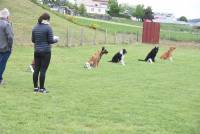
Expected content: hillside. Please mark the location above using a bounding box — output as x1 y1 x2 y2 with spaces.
0 0 98 46
189 18 200 23
0 0 199 46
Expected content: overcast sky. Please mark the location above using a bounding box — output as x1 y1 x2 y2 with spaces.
69 0 200 19
118 0 199 19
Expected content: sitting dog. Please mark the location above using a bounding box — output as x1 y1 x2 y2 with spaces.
160 47 176 61
84 47 108 69
109 49 127 65
138 46 159 63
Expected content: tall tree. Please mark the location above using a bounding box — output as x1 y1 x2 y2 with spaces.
42 0 67 5
179 16 188 22
73 4 79 15
78 4 87 16
143 6 154 21
64 1 74 9
119 4 135 16
132 4 145 21
107 0 120 16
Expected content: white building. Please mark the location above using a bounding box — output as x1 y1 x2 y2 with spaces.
76 0 108 15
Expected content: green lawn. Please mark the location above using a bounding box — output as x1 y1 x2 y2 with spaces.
111 17 197 32
0 44 200 134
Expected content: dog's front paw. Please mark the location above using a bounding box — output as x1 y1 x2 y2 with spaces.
84 62 91 69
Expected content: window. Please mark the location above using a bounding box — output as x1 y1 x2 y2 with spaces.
98 8 101 12
91 8 94 12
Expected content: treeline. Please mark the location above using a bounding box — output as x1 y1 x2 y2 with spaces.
40 0 188 22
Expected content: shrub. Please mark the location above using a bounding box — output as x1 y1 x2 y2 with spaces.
89 23 98 29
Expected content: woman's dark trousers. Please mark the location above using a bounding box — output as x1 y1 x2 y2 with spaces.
33 52 51 89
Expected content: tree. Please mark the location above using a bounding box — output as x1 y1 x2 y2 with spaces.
78 4 87 16
63 1 74 9
42 0 50 4
179 16 188 22
119 4 135 16
107 0 120 16
73 4 79 15
42 0 66 6
143 6 154 21
132 4 145 21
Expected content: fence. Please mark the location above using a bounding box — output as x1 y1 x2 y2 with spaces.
160 30 200 42
14 25 199 47
64 26 141 47
63 26 200 47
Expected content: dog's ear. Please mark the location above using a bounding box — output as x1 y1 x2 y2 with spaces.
123 49 127 54
102 47 105 51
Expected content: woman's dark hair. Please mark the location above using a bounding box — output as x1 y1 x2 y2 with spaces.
38 13 50 24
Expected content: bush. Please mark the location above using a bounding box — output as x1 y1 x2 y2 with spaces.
89 23 98 29
66 15 76 23
86 13 112 21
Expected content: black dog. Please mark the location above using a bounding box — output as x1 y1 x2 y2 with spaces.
138 46 159 63
109 49 127 65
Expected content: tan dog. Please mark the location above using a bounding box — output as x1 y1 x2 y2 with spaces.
85 47 108 69
160 47 176 61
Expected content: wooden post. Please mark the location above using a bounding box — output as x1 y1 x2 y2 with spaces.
168 31 171 40
122 33 125 44
196 33 199 41
66 25 69 47
114 32 117 44
93 29 96 45
105 29 107 44
136 31 139 42
80 28 84 46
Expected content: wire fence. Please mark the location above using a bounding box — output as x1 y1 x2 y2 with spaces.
60 26 200 47
15 25 200 47
64 26 142 47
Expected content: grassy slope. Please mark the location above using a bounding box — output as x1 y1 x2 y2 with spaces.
0 0 199 45
73 16 142 34
71 16 200 42
0 44 200 134
111 17 198 32
0 0 100 46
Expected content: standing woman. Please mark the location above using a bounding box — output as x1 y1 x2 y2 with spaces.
0 8 14 85
32 13 58 93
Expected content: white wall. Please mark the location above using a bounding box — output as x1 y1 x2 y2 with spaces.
86 6 106 14
76 0 108 15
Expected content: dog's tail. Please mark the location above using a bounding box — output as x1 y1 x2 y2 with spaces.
138 59 146 62
108 60 113 62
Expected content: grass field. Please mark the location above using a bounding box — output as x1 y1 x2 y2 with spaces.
0 44 200 134
72 16 200 42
